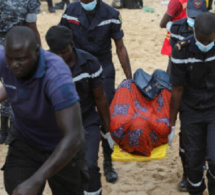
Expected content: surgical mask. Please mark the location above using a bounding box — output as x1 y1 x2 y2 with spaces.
195 39 215 52
81 0 97 11
187 17 195 28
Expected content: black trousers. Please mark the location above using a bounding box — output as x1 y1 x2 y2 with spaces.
2 139 89 195
180 106 215 194
102 77 115 155
84 124 101 193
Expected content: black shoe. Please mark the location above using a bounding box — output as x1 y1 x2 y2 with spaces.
104 164 118 183
48 6 56 13
54 1 65 9
103 153 118 183
178 174 187 192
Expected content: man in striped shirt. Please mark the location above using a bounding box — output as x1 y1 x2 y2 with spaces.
170 12 215 195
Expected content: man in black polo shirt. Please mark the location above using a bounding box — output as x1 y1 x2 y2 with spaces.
46 25 114 195
170 12 215 195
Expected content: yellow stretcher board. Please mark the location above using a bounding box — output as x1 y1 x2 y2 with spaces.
112 144 168 161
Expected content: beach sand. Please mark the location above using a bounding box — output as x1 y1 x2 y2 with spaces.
0 0 209 194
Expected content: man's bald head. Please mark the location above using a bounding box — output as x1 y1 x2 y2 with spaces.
4 26 40 79
195 13 215 35
5 26 38 50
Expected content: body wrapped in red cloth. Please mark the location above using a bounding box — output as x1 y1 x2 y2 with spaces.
110 79 171 156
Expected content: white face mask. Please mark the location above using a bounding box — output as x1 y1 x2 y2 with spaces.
187 17 195 28
194 33 215 53
80 0 97 11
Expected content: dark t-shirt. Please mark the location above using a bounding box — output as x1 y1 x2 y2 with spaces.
0 47 79 151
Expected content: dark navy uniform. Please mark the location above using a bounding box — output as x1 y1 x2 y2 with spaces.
169 17 193 185
59 0 124 104
60 0 123 183
71 48 103 194
171 35 215 194
170 18 193 48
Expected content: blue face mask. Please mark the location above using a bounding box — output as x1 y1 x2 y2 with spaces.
195 38 215 53
187 17 195 28
81 0 97 11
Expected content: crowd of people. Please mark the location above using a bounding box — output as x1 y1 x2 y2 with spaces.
0 0 215 195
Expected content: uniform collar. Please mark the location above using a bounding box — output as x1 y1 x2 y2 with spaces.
75 48 87 66
181 19 192 34
33 48 46 78
75 0 106 30
72 48 87 76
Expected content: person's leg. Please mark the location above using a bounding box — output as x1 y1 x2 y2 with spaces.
181 122 206 195
102 77 118 183
206 121 215 195
84 124 102 194
48 150 89 195
63 0 70 4
0 116 8 144
0 100 13 144
178 131 188 191
46 0 55 13
2 140 45 195
55 0 70 8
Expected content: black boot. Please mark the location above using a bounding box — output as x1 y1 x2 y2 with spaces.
48 6 55 13
103 151 118 183
178 173 187 192
54 1 65 9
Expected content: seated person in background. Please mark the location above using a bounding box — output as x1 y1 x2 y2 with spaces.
112 0 143 9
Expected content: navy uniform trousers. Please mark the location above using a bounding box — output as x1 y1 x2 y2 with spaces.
180 106 215 194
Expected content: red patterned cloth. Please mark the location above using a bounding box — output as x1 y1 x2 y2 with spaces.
110 80 171 156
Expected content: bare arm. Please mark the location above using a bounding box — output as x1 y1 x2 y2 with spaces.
160 13 172 28
13 102 84 195
0 86 8 103
93 84 110 133
114 39 132 79
26 22 42 46
170 86 184 126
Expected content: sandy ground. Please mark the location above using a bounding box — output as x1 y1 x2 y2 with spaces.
0 0 210 194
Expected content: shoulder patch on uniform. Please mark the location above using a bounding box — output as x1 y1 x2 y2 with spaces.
176 40 190 50
119 14 122 22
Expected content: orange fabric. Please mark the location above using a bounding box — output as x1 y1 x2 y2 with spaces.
161 0 187 56
110 80 171 156
161 32 172 56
